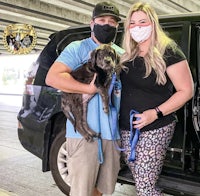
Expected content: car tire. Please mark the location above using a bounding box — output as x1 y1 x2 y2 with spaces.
49 129 70 195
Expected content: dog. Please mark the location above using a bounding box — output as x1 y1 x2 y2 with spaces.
61 44 122 142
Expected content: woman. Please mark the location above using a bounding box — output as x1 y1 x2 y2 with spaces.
119 2 194 196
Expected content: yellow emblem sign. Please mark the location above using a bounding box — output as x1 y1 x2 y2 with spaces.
3 23 37 54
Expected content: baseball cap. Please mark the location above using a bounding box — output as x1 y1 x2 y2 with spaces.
92 2 121 21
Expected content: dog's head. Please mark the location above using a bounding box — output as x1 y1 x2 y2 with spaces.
89 44 121 76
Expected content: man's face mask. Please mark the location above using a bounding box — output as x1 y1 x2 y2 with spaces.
93 24 117 44
130 25 152 43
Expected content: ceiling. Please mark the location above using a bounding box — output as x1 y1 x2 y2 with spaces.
0 0 200 55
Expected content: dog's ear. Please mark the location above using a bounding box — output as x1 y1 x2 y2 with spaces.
115 52 120 65
113 51 121 76
87 49 97 72
90 49 97 67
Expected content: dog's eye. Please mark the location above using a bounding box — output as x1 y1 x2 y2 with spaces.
110 53 116 60
109 52 114 56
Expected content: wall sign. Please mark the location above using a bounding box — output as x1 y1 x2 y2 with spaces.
3 23 37 54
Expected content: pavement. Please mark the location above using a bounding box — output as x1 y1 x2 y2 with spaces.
0 94 172 196
0 102 65 196
0 94 136 196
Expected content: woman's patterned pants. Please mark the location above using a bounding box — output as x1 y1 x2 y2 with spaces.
120 122 176 196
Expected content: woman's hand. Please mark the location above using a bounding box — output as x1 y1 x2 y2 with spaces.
133 109 157 129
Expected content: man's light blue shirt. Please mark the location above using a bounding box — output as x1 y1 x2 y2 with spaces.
56 37 124 140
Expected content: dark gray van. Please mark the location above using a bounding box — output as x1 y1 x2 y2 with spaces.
17 13 200 195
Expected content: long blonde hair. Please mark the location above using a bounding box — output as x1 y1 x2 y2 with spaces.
121 2 177 85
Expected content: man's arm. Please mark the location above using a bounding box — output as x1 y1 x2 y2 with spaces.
45 61 97 94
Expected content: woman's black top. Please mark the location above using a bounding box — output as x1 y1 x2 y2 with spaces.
119 47 186 132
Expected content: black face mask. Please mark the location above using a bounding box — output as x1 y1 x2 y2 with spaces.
93 24 117 44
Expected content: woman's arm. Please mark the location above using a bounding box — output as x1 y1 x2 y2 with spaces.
133 60 194 129
158 59 194 115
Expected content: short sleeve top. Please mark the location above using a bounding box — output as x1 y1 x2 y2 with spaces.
119 46 186 131
56 37 124 139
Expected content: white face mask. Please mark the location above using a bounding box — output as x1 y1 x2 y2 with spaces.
129 25 152 43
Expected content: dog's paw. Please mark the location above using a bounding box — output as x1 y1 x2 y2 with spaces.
103 107 109 113
85 133 100 142
85 134 94 142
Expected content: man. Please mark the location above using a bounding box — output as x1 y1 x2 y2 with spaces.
46 2 123 196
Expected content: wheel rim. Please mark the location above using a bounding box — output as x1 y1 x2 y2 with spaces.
57 141 70 184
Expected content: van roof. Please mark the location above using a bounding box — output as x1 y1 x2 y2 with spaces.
159 12 200 22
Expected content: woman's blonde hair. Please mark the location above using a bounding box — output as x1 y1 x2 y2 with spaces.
121 2 177 85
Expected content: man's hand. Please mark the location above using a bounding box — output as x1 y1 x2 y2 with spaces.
82 73 98 103
88 73 98 94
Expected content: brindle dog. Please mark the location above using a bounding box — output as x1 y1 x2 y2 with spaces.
61 44 122 142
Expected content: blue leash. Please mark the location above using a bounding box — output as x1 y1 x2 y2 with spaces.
108 74 140 160
97 73 118 164
108 73 117 97
129 110 140 162
98 74 140 163
97 93 103 164
108 73 125 151
97 136 103 164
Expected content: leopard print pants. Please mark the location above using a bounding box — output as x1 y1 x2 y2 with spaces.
120 122 176 196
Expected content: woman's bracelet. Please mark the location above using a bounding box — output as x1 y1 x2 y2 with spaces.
154 107 163 118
